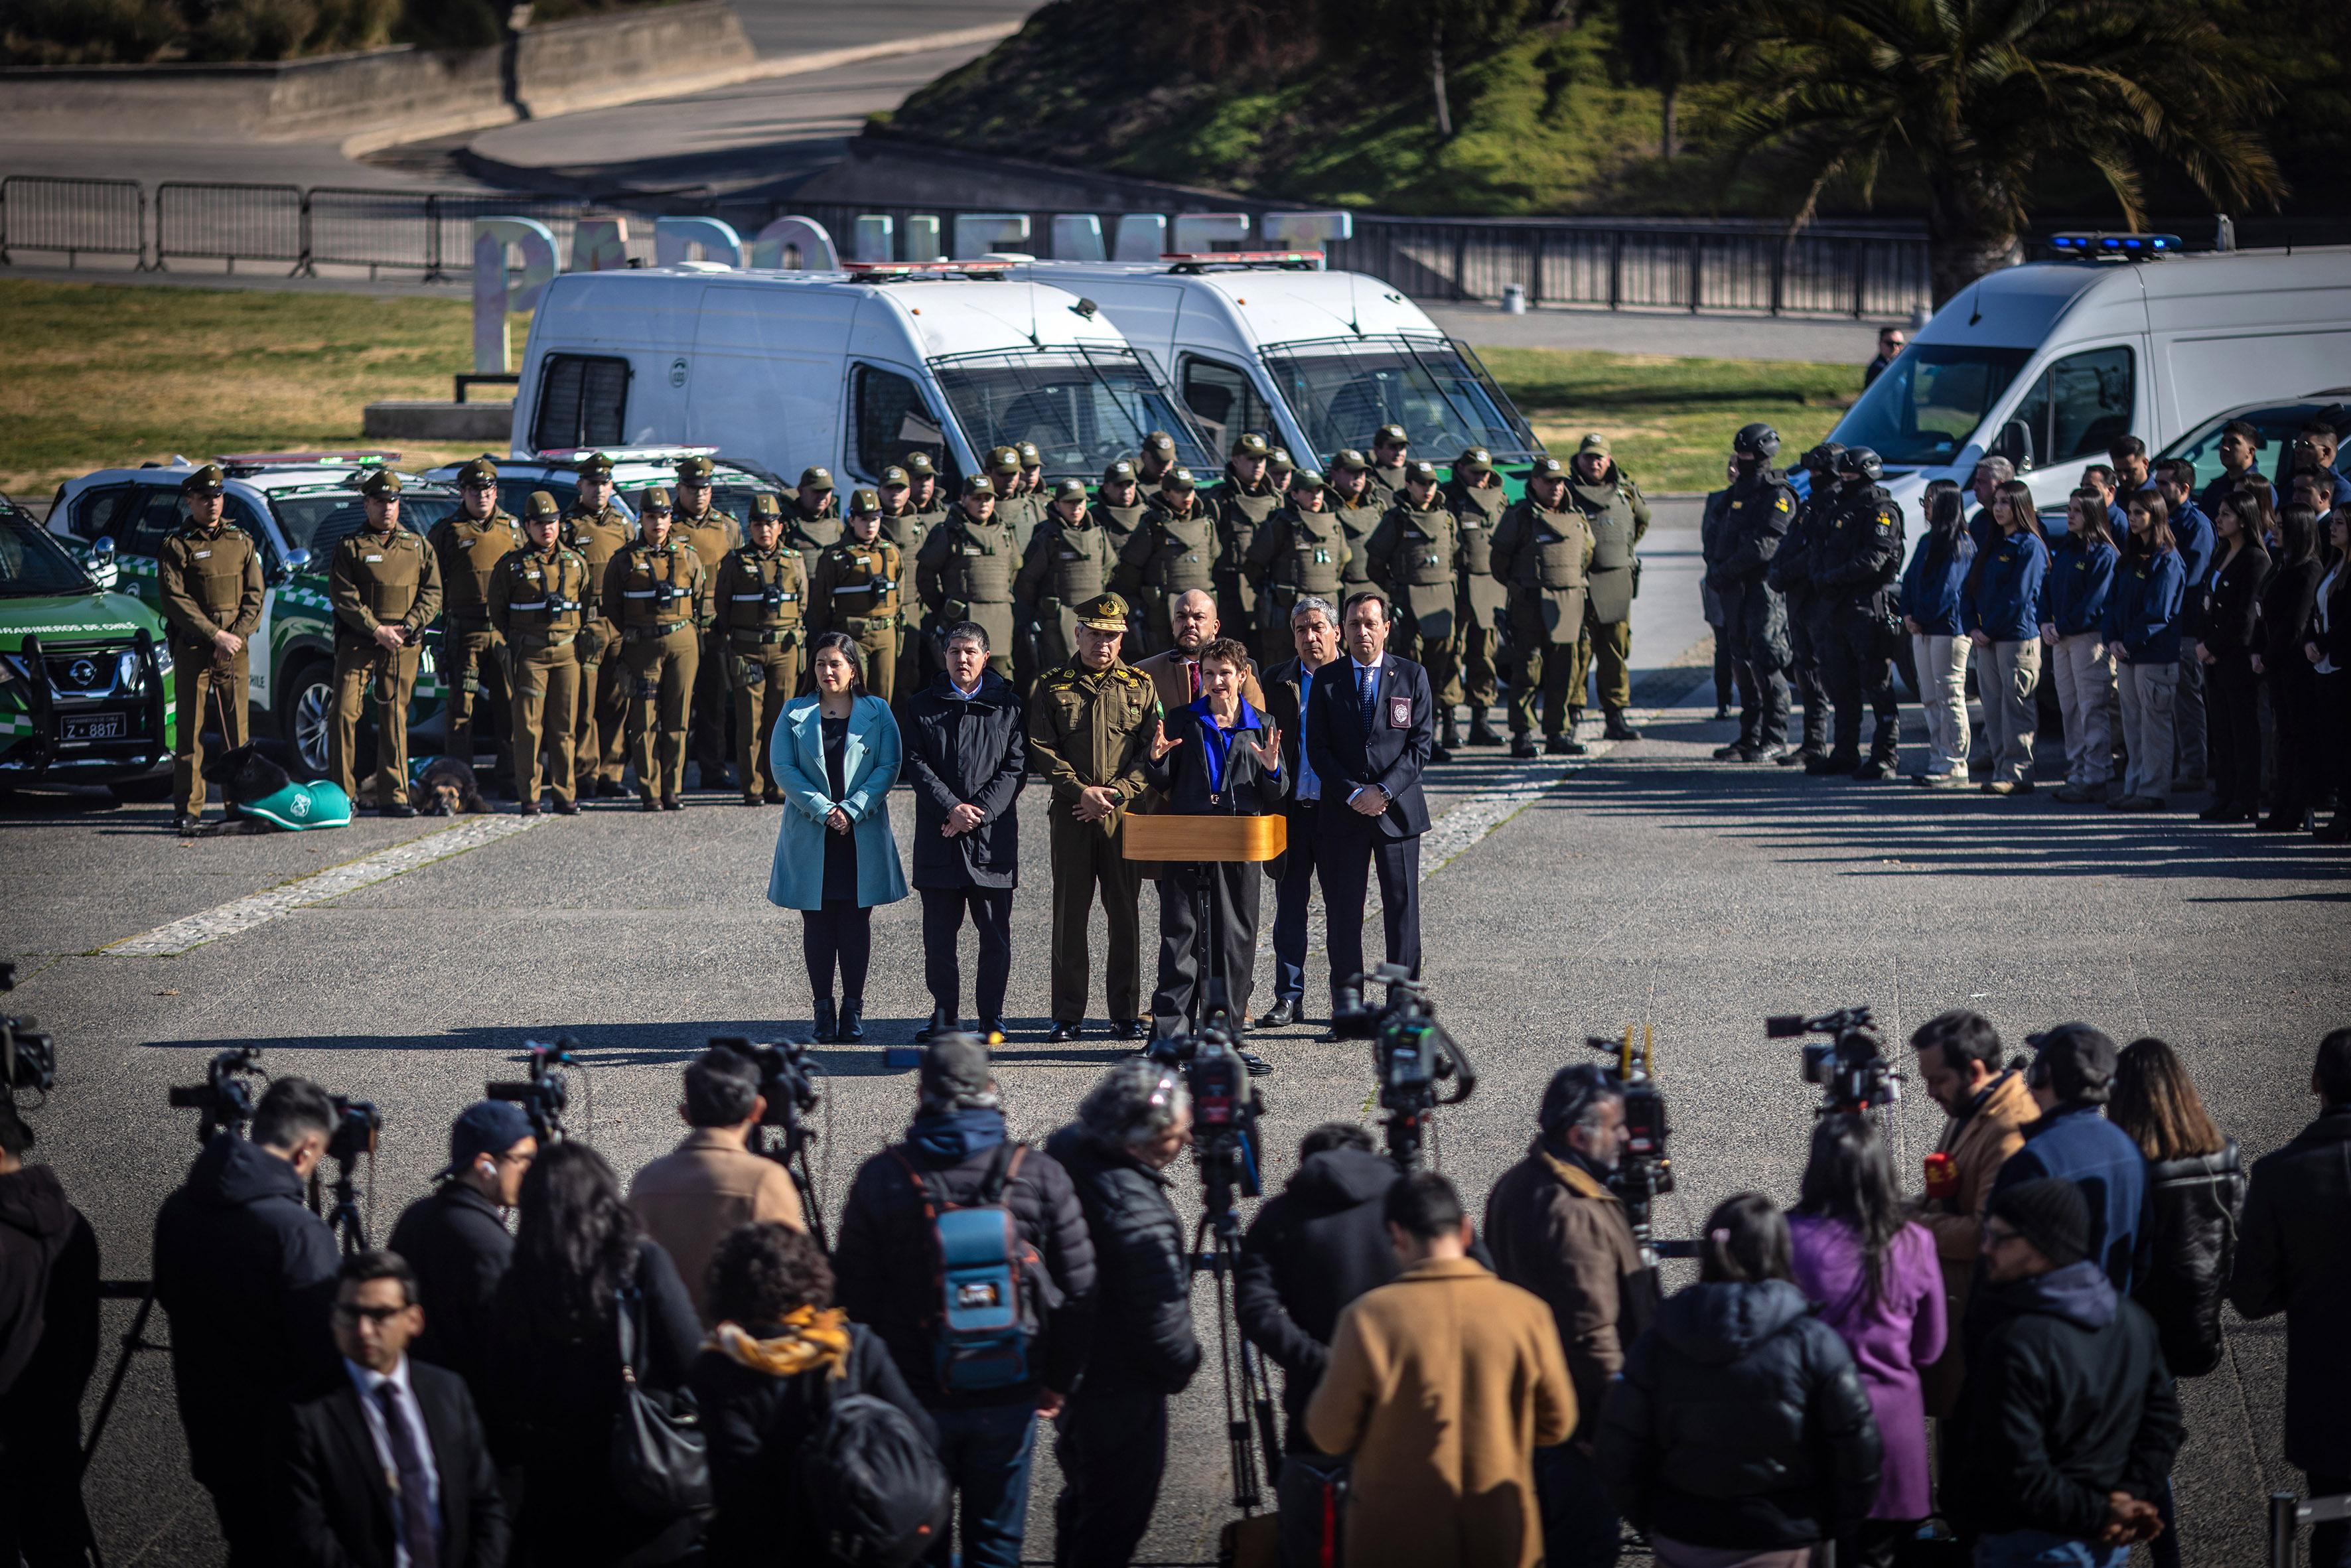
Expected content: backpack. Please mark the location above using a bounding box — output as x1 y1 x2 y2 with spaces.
796 1377 951 1568
892 1141 1042 1395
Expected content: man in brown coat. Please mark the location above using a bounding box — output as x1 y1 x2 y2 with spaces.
1482 1062 1658 1568
626 1045 804 1325
1308 1170 1575 1568
1909 1008 2034 1413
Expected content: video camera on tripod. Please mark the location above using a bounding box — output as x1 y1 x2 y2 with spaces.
1331 965 1475 1169
1768 1005 1902 1116
487 1038 584 1142
1 962 57 1107
1584 1025 1681 1262
167 1044 268 1143
709 1035 829 1243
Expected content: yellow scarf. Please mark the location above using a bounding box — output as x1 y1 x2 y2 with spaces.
705 1305 853 1380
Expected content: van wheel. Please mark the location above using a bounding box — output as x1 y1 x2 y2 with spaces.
280 658 341 777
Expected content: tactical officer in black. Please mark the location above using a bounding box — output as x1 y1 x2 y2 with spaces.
1767 442 1843 765
1807 446 1906 779
1703 423 1798 762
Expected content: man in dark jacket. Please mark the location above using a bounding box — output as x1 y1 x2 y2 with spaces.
903 621 1026 1041
154 1076 344 1565
2231 1029 2351 1568
1046 1058 1202 1568
1950 1178 2182 1565
1993 1024 2152 1294
833 1036 1096 1568
0 1102 100 1568
386 1101 534 1417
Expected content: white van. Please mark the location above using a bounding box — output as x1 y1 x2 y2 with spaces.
1013 255 1545 471
509 262 1218 492
1825 244 2351 510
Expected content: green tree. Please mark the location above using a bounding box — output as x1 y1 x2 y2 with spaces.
1332 0 1537 139
1725 0 2286 301
1614 0 1726 157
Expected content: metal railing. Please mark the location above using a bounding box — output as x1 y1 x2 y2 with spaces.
156 180 305 273
0 175 147 268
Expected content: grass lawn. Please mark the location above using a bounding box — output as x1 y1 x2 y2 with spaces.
0 277 1859 503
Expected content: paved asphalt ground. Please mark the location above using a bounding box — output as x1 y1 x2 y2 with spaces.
9 506 2343 1566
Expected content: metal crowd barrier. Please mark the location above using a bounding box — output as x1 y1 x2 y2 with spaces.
156 180 305 273
0 175 148 268
2271 1489 2351 1568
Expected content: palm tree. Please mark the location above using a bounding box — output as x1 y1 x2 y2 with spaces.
1723 0 2285 302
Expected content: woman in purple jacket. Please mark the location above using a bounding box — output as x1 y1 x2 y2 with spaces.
1788 1115 1946 1568
2105 496 2189 812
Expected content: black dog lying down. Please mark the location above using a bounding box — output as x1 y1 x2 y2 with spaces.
196 741 352 833
415 755 491 816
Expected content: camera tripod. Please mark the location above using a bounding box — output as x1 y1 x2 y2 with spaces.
1192 1167 1283 1514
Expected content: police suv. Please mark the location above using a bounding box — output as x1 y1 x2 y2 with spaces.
418 447 786 528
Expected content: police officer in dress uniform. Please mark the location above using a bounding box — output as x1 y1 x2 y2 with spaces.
1027 592 1162 1044
1018 478 1119 676
674 454 745 790
1246 468 1350 669
1706 424 1800 764
1565 433 1652 743
329 470 443 814
715 494 805 806
1489 457 1594 758
1215 433 1281 642
1768 442 1844 766
562 452 636 800
156 464 263 834
1112 469 1217 656
1444 448 1510 747
811 488 902 705
427 457 520 790
604 486 704 811
916 475 1020 682
1365 460 1462 760
1809 446 1906 779
1366 423 1411 504
488 490 591 816
1328 450 1384 596
1134 431 1179 493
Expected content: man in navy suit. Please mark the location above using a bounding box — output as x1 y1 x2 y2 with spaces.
1303 590 1434 1025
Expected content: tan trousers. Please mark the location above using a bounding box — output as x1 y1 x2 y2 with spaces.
1910 632 1969 776
440 620 511 780
2050 631 2117 786
624 627 699 801
2118 659 2178 801
171 640 248 816
330 640 420 808
1979 638 2042 787
729 642 797 798
572 618 629 794
510 641 581 807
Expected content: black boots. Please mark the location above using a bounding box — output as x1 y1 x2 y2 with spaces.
837 1001 866 1042
812 999 838 1042
1603 707 1642 741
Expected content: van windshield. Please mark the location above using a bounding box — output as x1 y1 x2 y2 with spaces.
1261 335 1541 463
930 348 1214 479
1829 345 2034 468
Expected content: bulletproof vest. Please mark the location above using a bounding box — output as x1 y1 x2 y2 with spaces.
1825 486 1902 593
563 506 632 587
344 527 429 623
1139 504 1216 594
1266 506 1346 597
1525 504 1589 591
1370 464 1409 502
441 511 519 616
675 508 739 593
727 547 806 633
941 515 1016 603
788 514 845 579
1218 479 1281 568
1033 520 1110 603
1569 478 1635 572
503 547 589 640
1447 484 1506 576
881 510 928 556
1332 496 1383 584
1097 500 1151 551
1388 502 1459 587
615 541 698 630
175 525 254 621
824 539 900 622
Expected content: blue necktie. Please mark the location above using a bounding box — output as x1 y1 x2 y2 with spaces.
1357 663 1376 733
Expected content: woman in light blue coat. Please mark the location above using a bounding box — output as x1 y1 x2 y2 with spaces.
768 632 907 1042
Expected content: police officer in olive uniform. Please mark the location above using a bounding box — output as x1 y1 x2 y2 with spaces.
916 476 1021 682
1245 468 1350 668
985 445 1048 551
562 453 636 799
1015 441 1047 509
1489 457 1594 758
156 464 265 833
875 468 931 703
1561 433 1651 743
902 453 952 530
604 486 705 810
673 455 745 788
1027 591 1162 1043
488 491 592 816
329 470 444 813
1444 448 1510 747
427 457 520 789
1017 477 1119 675
1134 431 1179 493
1328 451 1385 595
1094 459 1152 555
1113 469 1218 656
1365 460 1462 760
1266 447 1296 494
1705 423 1800 763
715 494 806 806
1809 446 1906 779
785 467 844 570
1214 433 1280 641
811 488 903 705
1366 423 1411 503
1768 442 1844 766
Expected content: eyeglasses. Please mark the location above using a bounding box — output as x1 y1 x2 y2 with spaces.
334 1301 411 1324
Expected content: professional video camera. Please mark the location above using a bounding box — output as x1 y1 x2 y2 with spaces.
318 1092 382 1255
1 962 56 1103
1585 1025 1680 1262
1330 965 1476 1170
167 1044 268 1142
709 1035 829 1243
1768 1005 1902 1116
488 1038 584 1142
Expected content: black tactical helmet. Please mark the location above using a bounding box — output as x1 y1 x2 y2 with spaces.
1733 423 1781 460
1834 446 1884 482
1802 441 1845 475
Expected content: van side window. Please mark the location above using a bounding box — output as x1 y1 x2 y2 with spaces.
533 354 630 451
1180 356 1273 457
852 364 944 479
2007 346 2134 470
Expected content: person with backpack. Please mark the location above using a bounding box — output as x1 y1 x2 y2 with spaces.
691 1222 943 1567
831 1036 1096 1568
1045 1059 1204 1568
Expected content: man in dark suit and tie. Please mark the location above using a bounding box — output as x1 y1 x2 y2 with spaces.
1259 594 1344 1027
285 1251 510 1568
1303 590 1434 1024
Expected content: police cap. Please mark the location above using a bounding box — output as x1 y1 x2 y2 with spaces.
799 466 833 491
524 490 561 522
1405 459 1439 484
1161 468 1198 492
1455 447 1494 474
1289 468 1327 491
962 472 997 498
675 455 715 483
180 464 226 496
1374 423 1409 448
1232 432 1271 459
1102 459 1137 485
849 488 881 516
359 469 403 499
1142 431 1176 458
1016 441 1042 466
638 486 674 513
1575 433 1611 459
1267 447 1295 472
749 494 782 521
879 465 910 488
902 453 938 478
1331 448 1369 472
1528 457 1567 481
456 457 499 487
987 445 1022 474
1054 478 1089 504
1075 592 1130 631
575 451 614 478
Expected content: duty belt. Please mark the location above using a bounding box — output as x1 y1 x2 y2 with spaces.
446 606 492 626
729 627 799 645
623 622 689 641
508 629 577 649
842 615 896 636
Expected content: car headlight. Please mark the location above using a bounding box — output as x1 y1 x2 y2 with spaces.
154 644 175 679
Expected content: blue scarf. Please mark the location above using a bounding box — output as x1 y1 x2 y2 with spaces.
908 1107 1007 1165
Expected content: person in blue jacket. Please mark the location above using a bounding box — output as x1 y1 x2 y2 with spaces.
1964 479 2050 796
1992 1024 2151 1297
2156 459 2217 794
2103 496 2188 813
2041 490 2121 804
1900 479 1975 786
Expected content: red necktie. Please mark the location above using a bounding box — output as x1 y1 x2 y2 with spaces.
1186 660 1200 697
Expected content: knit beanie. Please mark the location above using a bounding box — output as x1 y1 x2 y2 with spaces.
1988 1176 2092 1269
2027 1023 2118 1105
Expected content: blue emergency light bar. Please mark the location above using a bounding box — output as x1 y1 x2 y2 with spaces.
2049 232 2184 257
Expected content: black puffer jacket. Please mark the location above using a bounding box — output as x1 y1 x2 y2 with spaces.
1596 1279 1881 1551
1045 1125 1202 1397
387 1182 514 1405
0 1164 100 1417
1237 1147 1400 1429
2135 1142 2244 1377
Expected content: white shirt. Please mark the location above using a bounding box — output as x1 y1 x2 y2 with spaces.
344 1355 442 1568
943 675 982 701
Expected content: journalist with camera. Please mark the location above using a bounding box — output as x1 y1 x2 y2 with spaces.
626 1045 805 1326
1 1096 100 1568
387 1102 536 1407
153 1076 345 1564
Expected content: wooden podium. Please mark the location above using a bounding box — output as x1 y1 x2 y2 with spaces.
1120 812 1285 863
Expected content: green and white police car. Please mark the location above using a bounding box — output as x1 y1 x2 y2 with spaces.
418 446 788 528
46 455 465 775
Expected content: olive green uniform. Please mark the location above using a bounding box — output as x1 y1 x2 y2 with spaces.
605 537 705 802
810 535 902 703
1213 472 1280 642
996 488 1049 555
676 504 745 782
916 510 1020 681
1027 660 1161 1027
1565 466 1650 714
1368 462 1410 506
1489 496 1595 739
488 539 592 808
1364 497 1463 705
879 507 932 700
1445 477 1511 725
1332 489 1384 593
328 523 443 808
563 501 634 796
714 542 806 800
155 518 264 817
427 508 520 780
1015 513 1119 673
1111 498 1217 655
1096 497 1151 556
1245 504 1350 665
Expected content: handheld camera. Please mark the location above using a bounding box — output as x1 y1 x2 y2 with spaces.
168 1045 268 1143
1585 1025 1679 1261
488 1038 582 1143
1768 1005 1902 1115
1331 965 1475 1169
